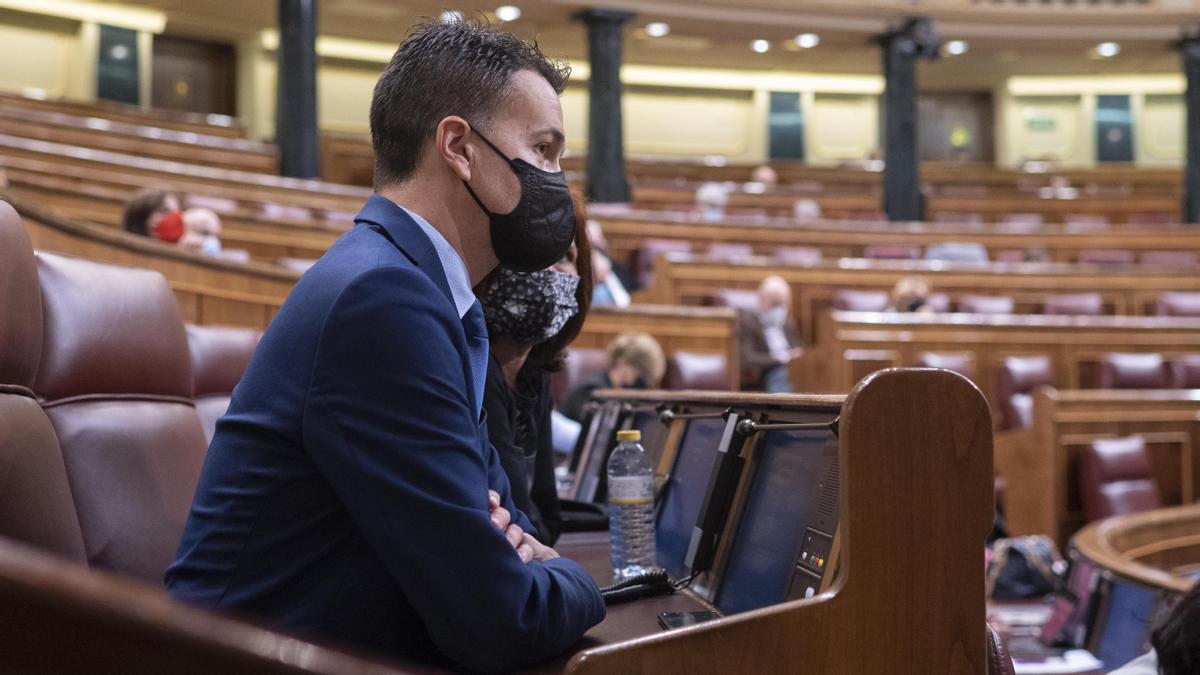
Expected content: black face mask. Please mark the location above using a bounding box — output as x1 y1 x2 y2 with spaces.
462 127 576 273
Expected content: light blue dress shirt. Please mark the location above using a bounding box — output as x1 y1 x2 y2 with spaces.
399 205 475 319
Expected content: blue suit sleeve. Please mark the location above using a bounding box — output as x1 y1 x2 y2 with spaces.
301 265 604 673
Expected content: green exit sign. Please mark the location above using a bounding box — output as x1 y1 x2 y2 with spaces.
1026 116 1057 132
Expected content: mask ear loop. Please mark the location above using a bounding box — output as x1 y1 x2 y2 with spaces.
461 124 519 218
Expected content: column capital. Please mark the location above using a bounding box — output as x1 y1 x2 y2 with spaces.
1177 32 1200 61
877 16 940 61
574 8 636 27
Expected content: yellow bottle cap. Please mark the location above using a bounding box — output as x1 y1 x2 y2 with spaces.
617 430 641 442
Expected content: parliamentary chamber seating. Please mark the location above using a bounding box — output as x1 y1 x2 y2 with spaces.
0 195 1016 673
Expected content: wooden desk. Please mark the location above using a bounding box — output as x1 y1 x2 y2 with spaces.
595 211 1200 269
0 90 246 139
996 389 1200 548
806 311 1200 419
653 254 1200 346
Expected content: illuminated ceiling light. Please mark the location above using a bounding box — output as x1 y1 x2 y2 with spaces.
1096 41 1120 58
646 22 670 38
751 39 770 53
440 9 463 23
495 5 520 22
945 40 967 56
794 33 819 49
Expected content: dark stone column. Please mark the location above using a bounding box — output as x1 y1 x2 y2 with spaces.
578 9 633 203
1180 36 1200 224
878 17 939 222
277 0 320 179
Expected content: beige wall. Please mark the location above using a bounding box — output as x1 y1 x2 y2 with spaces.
999 75 1185 168
0 11 83 98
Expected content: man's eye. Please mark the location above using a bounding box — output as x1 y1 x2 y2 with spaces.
536 144 550 155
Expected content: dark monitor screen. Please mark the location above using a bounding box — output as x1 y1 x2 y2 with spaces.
574 403 622 502
655 417 728 580
1094 580 1158 671
715 428 837 615
628 409 670 469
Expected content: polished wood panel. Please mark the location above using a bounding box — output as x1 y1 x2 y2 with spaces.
996 390 1200 548
1073 504 1200 594
563 369 993 673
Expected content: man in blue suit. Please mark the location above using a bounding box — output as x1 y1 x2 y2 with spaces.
166 20 604 672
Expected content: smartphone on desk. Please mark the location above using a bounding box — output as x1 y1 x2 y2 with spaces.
658 611 719 630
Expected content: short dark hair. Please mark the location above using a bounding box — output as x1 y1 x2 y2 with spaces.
369 19 570 188
1152 583 1200 675
122 189 175 236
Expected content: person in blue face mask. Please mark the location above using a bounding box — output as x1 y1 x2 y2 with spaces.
479 195 593 546
166 19 604 673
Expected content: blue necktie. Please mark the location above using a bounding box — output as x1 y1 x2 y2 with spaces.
462 300 489 419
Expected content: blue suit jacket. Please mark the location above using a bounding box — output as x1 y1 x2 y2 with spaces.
166 195 605 672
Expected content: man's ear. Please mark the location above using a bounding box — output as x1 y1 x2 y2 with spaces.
436 116 473 182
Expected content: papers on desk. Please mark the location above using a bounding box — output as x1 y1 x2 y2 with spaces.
1013 649 1104 674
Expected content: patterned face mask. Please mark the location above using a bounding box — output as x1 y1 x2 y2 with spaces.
481 268 580 346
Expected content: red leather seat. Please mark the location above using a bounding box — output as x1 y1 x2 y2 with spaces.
663 352 729 391
1141 251 1197 268
550 347 607 408
1042 292 1102 316
34 252 208 582
276 257 317 273
1171 354 1200 388
863 244 921 260
1077 248 1135 266
634 239 691 288
1099 352 1170 389
187 325 261 444
833 289 890 312
1078 436 1162 522
709 288 760 311
994 355 1053 430
957 295 1014 314
0 201 88 563
1157 292 1200 317
924 293 951 313
917 352 976 381
706 243 753 261
774 246 821 265
986 623 1016 675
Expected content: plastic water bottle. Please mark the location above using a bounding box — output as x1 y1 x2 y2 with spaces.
607 429 656 580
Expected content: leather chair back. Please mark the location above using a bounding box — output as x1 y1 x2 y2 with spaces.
550 347 607 408
917 352 976 381
187 325 261 444
924 293 951 313
706 243 753 261
925 242 989 263
34 252 208 582
1157 292 1200 317
1171 354 1200 388
1079 435 1162 522
986 624 1016 675
994 355 1053 430
863 244 920 260
957 295 1015 315
1099 352 1170 389
774 246 821 265
709 288 760 311
634 239 691 288
833 289 890 312
1043 293 1102 316
1078 248 1135 266
0 201 88 562
663 352 729 391
1141 251 1197 268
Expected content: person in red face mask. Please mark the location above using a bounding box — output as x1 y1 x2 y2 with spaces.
121 189 182 240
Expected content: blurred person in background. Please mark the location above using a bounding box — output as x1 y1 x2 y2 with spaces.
792 198 822 223
560 331 665 422
586 219 635 305
179 207 224 258
889 275 936 313
122 189 183 241
740 275 803 393
695 181 730 222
